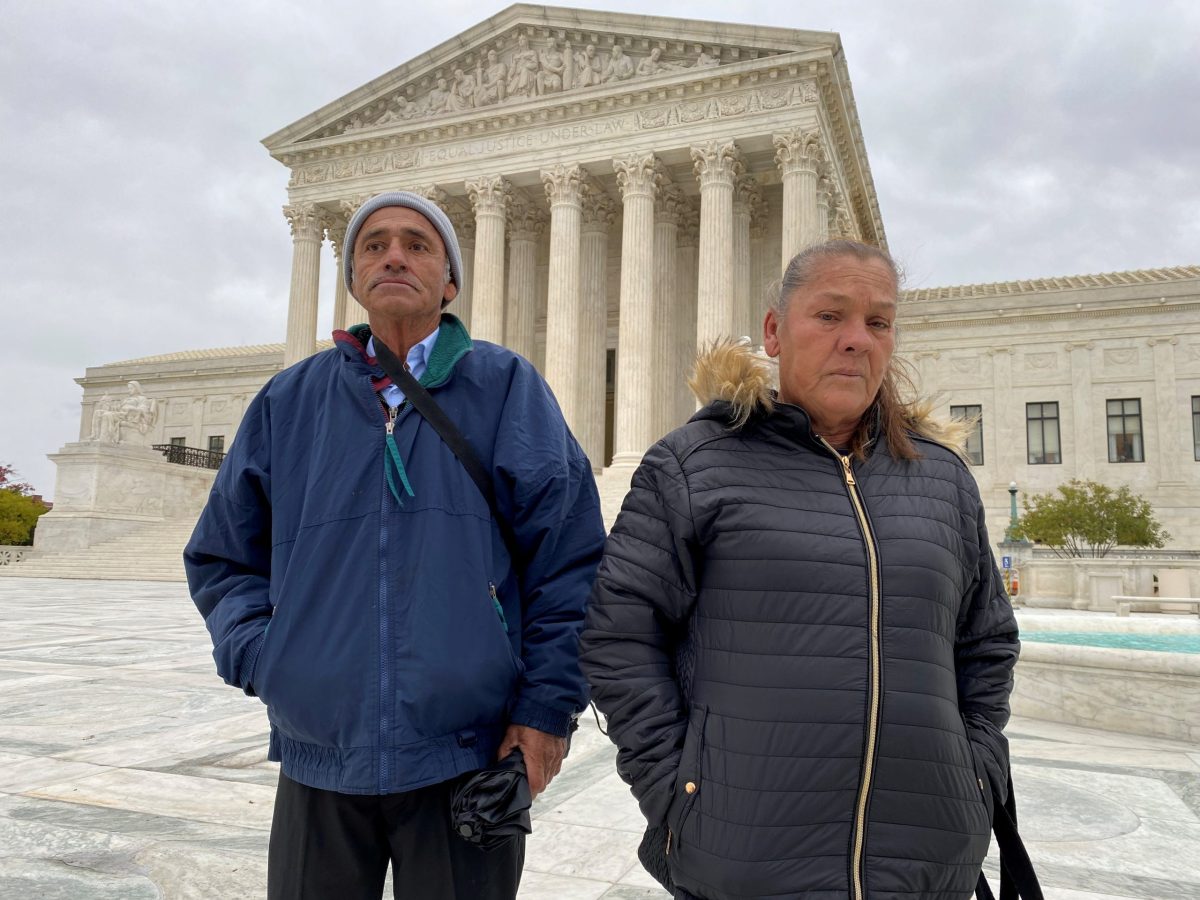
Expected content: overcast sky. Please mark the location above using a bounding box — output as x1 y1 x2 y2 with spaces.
2 0 1197 498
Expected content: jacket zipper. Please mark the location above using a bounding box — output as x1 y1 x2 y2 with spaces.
376 385 403 793
821 441 882 900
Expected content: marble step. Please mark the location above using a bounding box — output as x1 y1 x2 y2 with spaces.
5 470 640 583
1 520 197 581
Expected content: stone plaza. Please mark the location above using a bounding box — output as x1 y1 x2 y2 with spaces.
1 575 1198 899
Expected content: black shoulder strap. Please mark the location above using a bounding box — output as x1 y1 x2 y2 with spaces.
975 771 1044 900
372 337 521 562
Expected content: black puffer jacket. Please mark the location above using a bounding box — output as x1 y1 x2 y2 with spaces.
580 347 1018 900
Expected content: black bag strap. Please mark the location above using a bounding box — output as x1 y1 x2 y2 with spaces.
975 771 1044 900
372 336 521 562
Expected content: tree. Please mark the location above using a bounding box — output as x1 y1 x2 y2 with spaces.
0 462 47 546
1011 479 1169 558
0 490 48 545
0 462 33 496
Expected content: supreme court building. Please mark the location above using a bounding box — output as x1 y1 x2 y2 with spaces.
70 4 1200 550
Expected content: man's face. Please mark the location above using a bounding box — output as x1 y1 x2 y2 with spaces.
350 207 457 324
763 255 897 439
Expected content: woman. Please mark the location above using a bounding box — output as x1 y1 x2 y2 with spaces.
580 241 1020 900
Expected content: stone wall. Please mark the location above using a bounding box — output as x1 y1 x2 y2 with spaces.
1021 556 1200 610
35 443 215 552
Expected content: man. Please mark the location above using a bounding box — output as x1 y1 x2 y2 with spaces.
581 241 1020 899
186 191 605 899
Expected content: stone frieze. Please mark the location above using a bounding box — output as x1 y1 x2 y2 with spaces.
310 29 758 141
288 80 814 186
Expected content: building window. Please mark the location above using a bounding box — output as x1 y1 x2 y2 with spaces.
1107 399 1143 462
1026 402 1061 465
169 437 186 448
950 404 984 466
207 435 226 455
1193 397 1200 461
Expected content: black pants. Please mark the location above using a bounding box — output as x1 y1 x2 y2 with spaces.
267 772 524 900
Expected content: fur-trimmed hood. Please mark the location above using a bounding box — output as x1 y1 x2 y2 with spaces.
686 338 969 456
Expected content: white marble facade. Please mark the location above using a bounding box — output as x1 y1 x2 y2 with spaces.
70 5 1200 550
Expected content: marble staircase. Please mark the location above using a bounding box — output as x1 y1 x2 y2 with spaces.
2 468 637 584
0 518 196 582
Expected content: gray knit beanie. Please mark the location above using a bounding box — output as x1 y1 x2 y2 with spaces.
343 191 464 305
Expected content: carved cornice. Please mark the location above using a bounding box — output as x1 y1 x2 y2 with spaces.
283 203 327 241
541 163 584 208
284 79 820 193
691 140 742 187
903 267 1200 302
613 152 659 199
904 301 1200 333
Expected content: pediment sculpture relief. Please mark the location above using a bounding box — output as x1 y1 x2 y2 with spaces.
328 33 739 138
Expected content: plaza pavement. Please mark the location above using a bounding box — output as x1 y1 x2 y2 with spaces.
0 576 1197 899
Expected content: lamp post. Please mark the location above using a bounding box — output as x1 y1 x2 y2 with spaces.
1007 480 1019 541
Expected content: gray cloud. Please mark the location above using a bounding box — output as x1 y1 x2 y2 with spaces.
1 0 1196 496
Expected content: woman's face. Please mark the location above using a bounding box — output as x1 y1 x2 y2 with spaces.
763 255 897 442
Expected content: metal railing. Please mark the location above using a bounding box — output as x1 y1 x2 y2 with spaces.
153 444 226 470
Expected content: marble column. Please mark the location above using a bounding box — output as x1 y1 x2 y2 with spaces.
773 128 823 272
542 163 585 425
327 219 350 332
692 140 742 348
733 174 759 342
466 175 511 345
445 205 475 331
504 191 544 362
190 398 205 448
817 169 832 244
336 196 371 330
283 202 326 367
418 186 474 330
989 347 1018 483
611 152 659 466
1149 337 1183 484
749 195 769 344
578 181 615 469
675 202 700 422
654 183 683 438
1067 341 1095 481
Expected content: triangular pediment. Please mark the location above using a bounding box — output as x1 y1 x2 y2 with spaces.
263 4 839 153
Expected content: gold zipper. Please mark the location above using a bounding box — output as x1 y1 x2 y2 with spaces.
822 441 880 900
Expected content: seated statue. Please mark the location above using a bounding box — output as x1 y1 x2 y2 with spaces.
92 381 158 444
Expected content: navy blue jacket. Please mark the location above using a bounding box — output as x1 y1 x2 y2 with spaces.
186 315 605 794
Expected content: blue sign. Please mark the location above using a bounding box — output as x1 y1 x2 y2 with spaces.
1001 555 1012 569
